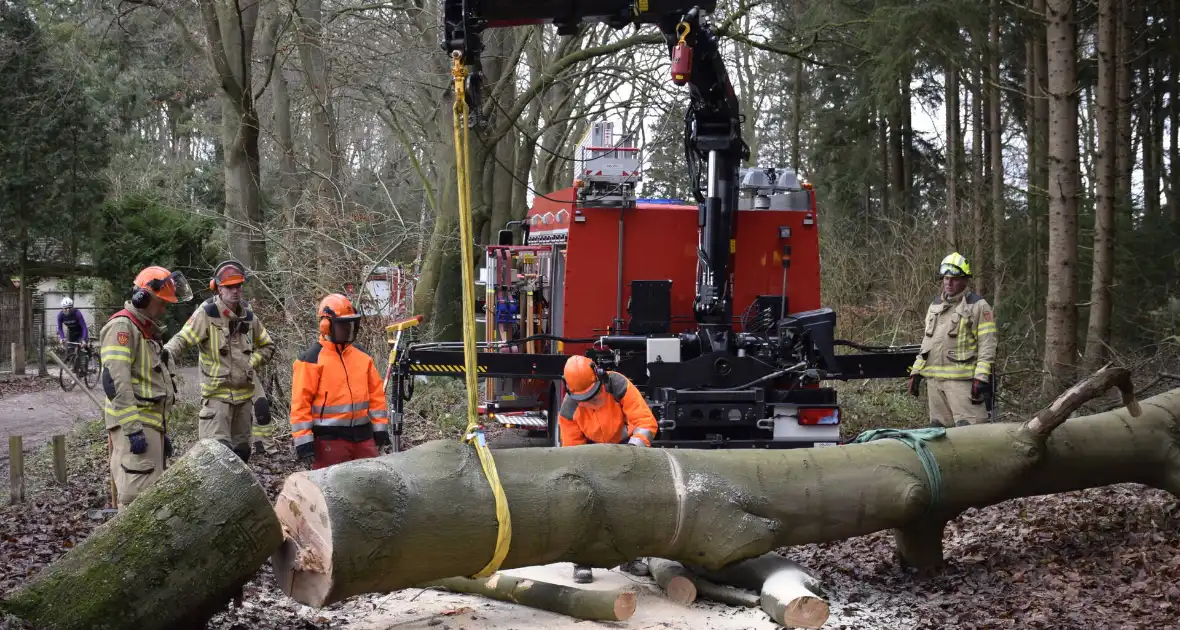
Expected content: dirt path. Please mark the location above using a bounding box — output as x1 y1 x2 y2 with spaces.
0 366 200 461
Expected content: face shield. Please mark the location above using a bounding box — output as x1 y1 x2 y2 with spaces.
147 271 194 303
329 317 361 345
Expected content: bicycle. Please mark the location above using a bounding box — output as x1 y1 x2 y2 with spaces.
59 340 98 391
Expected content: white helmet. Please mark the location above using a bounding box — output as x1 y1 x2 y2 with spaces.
61 297 73 308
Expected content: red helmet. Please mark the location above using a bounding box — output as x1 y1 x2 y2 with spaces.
210 260 247 290
133 266 192 304
563 355 604 402
318 293 361 343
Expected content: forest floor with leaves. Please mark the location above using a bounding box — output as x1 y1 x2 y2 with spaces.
2 377 1180 629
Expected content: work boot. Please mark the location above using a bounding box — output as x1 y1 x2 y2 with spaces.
573 565 593 584
619 558 650 577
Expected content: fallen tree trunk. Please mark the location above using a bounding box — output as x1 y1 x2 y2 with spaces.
691 576 760 608
425 574 636 621
692 553 828 628
0 439 283 630
273 370 1176 609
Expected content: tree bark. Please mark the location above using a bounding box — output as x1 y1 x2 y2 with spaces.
426 574 637 622
201 0 268 271
0 440 283 630
1032 0 1050 323
1042 0 1080 395
1115 0 1133 217
989 0 1004 310
946 58 959 246
1083 0 1119 373
272 379 1173 611
972 59 987 296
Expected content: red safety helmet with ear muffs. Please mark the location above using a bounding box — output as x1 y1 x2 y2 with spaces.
563 355 608 403
209 260 248 291
132 266 193 308
318 293 362 344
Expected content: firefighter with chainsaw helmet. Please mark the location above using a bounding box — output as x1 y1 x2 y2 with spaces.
98 266 192 508
289 293 390 469
558 354 658 583
164 260 276 462
907 252 998 427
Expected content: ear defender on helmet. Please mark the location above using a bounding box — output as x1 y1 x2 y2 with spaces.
562 355 608 402
211 260 248 291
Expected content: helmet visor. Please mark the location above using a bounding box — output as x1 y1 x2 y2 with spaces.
215 264 246 287
167 272 194 303
565 378 602 402
329 316 361 345
939 263 968 277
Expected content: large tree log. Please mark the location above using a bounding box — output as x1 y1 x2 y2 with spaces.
0 440 283 630
273 372 1176 609
425 574 636 621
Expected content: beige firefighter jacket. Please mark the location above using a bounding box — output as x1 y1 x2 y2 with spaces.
910 290 998 382
164 296 275 404
99 301 177 434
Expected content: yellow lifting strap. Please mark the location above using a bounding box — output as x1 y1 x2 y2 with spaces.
450 52 512 578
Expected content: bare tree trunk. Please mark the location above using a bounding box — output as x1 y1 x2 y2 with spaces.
989 0 1005 309
1042 0 1080 396
201 0 267 271
890 81 905 219
1143 60 1162 222
972 60 988 296
1033 0 1050 324
880 115 891 218
946 58 959 246
1084 0 1119 372
902 77 914 219
1116 0 1134 217
295 0 344 276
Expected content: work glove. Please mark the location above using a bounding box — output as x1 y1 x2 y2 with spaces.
907 373 923 397
970 379 990 405
627 437 649 447
295 442 315 467
127 431 148 455
373 431 391 448
163 434 174 459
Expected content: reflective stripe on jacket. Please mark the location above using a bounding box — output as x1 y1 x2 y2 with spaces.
164 297 275 403
99 301 176 433
289 338 389 445
558 371 658 446
910 290 998 382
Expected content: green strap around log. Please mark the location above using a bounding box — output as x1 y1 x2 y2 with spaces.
850 427 947 508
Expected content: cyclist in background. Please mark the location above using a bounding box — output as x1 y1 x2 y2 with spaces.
58 297 89 345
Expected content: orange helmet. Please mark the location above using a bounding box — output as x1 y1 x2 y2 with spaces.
318 293 361 343
209 260 247 290
563 355 605 402
133 266 192 304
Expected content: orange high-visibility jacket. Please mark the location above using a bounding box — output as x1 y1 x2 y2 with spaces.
289 338 388 448
558 371 658 447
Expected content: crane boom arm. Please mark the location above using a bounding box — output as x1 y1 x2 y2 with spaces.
440 0 746 352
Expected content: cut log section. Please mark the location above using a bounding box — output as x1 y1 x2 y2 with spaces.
647 558 698 605
426 574 636 622
0 439 283 630
692 576 760 608
693 553 828 629
272 372 1170 609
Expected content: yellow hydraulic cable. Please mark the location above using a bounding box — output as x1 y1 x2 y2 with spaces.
451 51 512 578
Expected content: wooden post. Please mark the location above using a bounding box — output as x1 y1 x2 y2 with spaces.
10 435 25 504
53 434 67 485
12 342 25 376
38 331 48 377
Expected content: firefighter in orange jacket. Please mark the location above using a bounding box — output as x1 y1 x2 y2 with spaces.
289 294 390 468
559 354 657 582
